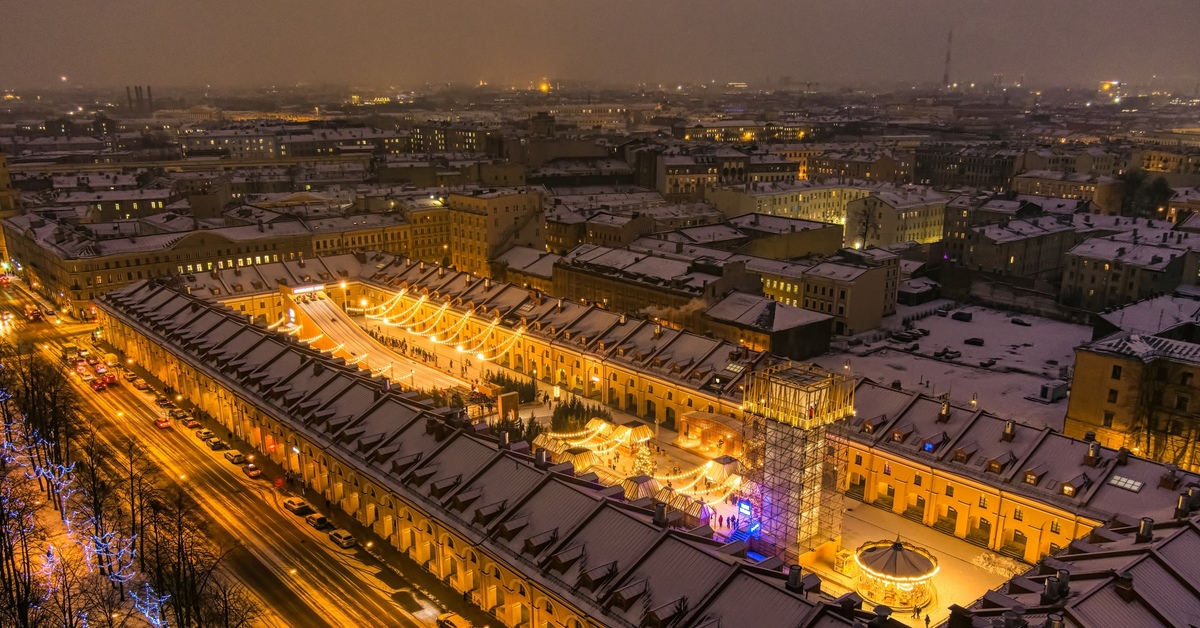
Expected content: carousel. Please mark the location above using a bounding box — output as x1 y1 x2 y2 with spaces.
853 539 939 611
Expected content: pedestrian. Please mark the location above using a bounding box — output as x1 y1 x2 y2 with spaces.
924 614 930 628
718 515 723 528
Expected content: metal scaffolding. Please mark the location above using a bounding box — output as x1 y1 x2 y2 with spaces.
741 362 854 561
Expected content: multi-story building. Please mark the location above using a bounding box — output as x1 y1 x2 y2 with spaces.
808 150 909 184
52 188 183 222
0 152 17 261
1141 148 1200 175
411 122 499 153
445 188 545 277
1060 239 1187 311
844 187 947 249
1066 327 1200 472
626 238 898 335
670 120 807 143
179 127 280 159
2 211 412 318
657 148 797 202
1011 170 1123 215
914 146 1026 191
845 378 1199 565
705 180 879 223
961 216 1077 278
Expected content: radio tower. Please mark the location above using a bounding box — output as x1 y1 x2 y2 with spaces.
942 29 953 89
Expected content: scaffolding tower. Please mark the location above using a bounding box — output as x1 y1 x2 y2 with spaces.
741 362 854 561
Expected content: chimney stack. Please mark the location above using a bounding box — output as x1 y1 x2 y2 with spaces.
1041 576 1060 604
1002 419 1016 442
126 86 134 112
1136 517 1154 543
146 85 153 112
786 565 803 592
534 449 549 469
1043 615 1065 628
1084 441 1101 467
653 502 668 526
1176 493 1190 518
1114 571 1135 602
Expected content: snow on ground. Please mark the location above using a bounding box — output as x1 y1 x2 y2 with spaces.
816 304 1093 430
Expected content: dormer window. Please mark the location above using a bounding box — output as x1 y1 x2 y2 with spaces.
924 432 950 454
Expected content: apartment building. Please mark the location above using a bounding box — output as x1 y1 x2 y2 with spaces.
1011 170 1122 215
962 216 1077 278
914 146 1026 191
705 180 878 223
1066 327 1200 472
1060 239 1187 311
844 187 947 249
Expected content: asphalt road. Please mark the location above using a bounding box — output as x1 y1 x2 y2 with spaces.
4 281 436 628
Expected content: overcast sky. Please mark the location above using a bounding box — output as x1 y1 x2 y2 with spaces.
3 1 1198 90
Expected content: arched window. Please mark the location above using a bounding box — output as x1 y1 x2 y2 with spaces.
544 601 554 614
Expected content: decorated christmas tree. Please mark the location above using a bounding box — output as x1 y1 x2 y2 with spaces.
632 443 654 477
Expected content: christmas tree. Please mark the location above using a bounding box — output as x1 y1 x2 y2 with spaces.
632 443 654 477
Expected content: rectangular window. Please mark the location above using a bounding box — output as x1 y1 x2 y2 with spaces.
945 485 954 498
1111 365 1122 380
1050 521 1061 534
883 463 891 476
913 475 922 487
1103 411 1115 428
1107 389 1118 403
1177 395 1189 412
854 455 863 466
1013 507 1023 522
979 496 988 509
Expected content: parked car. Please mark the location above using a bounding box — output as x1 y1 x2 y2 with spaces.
305 514 331 530
195 429 215 441
436 613 472 628
935 309 949 317
182 417 201 429
1011 318 1031 327
904 343 920 352
283 498 312 515
951 311 973 322
207 439 228 451
123 371 139 382
224 451 246 465
241 463 261 478
964 337 985 346
934 347 948 358
915 328 930 336
154 418 171 429
944 350 962 359
133 379 150 391
169 409 188 419
980 358 998 367
328 529 357 549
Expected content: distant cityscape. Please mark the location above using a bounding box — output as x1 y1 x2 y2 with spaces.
1 74 1200 628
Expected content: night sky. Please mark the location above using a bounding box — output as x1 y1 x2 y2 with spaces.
4 0 1198 89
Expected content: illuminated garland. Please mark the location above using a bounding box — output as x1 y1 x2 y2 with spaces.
370 363 393 376
430 310 474 345
299 333 324 344
267 316 287 330
326 343 346 354
455 319 500 354
476 328 525 362
360 290 408 316
405 303 450 335
653 460 713 483
369 295 427 326
346 353 369 365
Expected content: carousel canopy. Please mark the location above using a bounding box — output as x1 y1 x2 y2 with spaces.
855 540 938 580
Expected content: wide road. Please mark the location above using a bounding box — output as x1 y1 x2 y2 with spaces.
296 295 468 391
4 282 436 628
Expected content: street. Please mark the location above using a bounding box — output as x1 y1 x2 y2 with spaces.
4 280 440 628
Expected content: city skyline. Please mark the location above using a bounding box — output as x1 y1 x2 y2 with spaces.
4 0 1199 91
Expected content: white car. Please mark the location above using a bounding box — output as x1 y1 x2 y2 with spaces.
328 529 356 549
282 497 312 515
